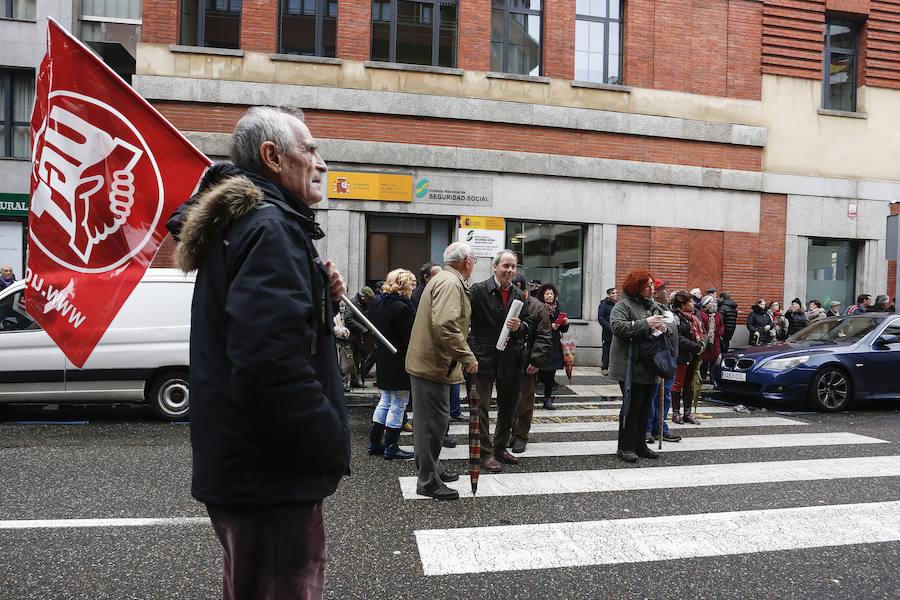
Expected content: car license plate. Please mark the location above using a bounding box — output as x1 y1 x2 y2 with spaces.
721 371 746 382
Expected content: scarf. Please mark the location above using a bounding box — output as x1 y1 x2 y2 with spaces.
683 309 703 342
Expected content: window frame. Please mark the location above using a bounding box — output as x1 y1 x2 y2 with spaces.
370 0 459 67
3 0 35 20
181 0 242 49
505 219 585 319
0 69 35 159
279 0 337 57
822 17 858 112
574 0 623 84
491 0 543 75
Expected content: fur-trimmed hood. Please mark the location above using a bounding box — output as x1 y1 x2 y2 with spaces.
167 162 323 272
172 173 263 272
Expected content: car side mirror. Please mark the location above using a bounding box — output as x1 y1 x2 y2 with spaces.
875 334 900 346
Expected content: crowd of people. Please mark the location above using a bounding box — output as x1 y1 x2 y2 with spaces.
349 247 572 499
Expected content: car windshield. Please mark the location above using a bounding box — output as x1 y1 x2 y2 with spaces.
788 317 880 344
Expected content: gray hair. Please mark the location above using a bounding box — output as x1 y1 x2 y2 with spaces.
443 242 474 264
492 249 518 267
231 106 306 174
875 294 890 306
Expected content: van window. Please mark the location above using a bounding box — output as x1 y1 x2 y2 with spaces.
0 289 41 332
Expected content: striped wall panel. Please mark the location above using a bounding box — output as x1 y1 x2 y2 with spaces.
762 0 826 79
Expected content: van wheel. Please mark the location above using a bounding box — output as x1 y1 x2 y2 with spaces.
149 372 190 421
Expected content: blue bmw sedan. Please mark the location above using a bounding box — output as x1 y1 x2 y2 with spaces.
712 313 900 411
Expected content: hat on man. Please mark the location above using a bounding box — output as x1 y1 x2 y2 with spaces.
791 297 802 306
829 300 841 307
528 279 542 289
706 288 717 294
653 278 667 289
360 286 375 299
701 295 716 307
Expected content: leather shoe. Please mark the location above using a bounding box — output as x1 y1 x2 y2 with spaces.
616 449 638 463
543 398 556 410
636 446 659 459
439 470 460 482
497 450 519 465
511 438 527 454
442 435 457 448
417 484 459 501
480 457 502 473
662 431 682 442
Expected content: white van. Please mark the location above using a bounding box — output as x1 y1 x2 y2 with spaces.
0 268 194 421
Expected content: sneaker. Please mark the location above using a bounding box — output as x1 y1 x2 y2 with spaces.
662 431 682 442
601 369 609 376
671 414 683 424
542 398 556 410
645 433 656 444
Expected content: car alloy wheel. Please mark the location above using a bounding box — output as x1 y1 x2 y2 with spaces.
811 367 851 412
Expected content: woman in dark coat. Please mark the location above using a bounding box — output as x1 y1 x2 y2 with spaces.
367 268 417 460
672 291 705 424
608 270 676 463
747 298 775 345
537 283 569 410
785 298 808 337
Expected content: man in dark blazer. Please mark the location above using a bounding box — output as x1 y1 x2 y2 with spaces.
468 249 530 473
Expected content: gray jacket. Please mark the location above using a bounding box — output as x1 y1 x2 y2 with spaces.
609 292 676 385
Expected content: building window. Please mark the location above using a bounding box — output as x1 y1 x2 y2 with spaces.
506 221 584 319
574 0 621 84
180 0 242 49
371 0 458 67
2 0 36 19
0 69 34 159
807 238 858 309
491 0 542 76
823 19 858 112
280 0 337 57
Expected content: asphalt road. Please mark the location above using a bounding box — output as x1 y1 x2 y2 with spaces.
1 378 899 600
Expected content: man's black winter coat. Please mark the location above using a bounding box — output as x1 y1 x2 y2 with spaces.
168 164 350 507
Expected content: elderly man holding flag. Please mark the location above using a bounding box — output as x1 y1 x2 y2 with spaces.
169 107 350 599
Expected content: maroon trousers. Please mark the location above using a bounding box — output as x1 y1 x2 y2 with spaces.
206 501 327 600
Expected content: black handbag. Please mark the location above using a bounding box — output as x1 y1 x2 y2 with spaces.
638 331 677 379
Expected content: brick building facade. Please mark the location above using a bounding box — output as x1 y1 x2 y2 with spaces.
132 0 900 362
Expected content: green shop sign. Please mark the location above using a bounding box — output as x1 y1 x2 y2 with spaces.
0 193 29 216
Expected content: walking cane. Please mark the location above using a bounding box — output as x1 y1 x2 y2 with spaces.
658 376 664 450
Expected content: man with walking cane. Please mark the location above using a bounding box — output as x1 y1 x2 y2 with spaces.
406 242 478 500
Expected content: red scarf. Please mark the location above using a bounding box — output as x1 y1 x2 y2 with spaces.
684 310 703 342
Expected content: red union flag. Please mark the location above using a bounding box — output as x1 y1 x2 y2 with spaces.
26 19 211 367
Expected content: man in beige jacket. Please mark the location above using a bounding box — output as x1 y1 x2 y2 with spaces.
406 241 478 500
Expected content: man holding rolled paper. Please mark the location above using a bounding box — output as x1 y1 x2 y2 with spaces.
467 249 531 473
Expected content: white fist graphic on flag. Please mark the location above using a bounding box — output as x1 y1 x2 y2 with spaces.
32 104 142 264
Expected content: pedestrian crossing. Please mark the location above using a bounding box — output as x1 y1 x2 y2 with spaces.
398 390 900 578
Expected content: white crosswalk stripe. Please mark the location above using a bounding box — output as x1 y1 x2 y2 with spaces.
398 455 900 499
399 432 886 459
401 385 899 578
402 415 808 437
415 501 900 575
